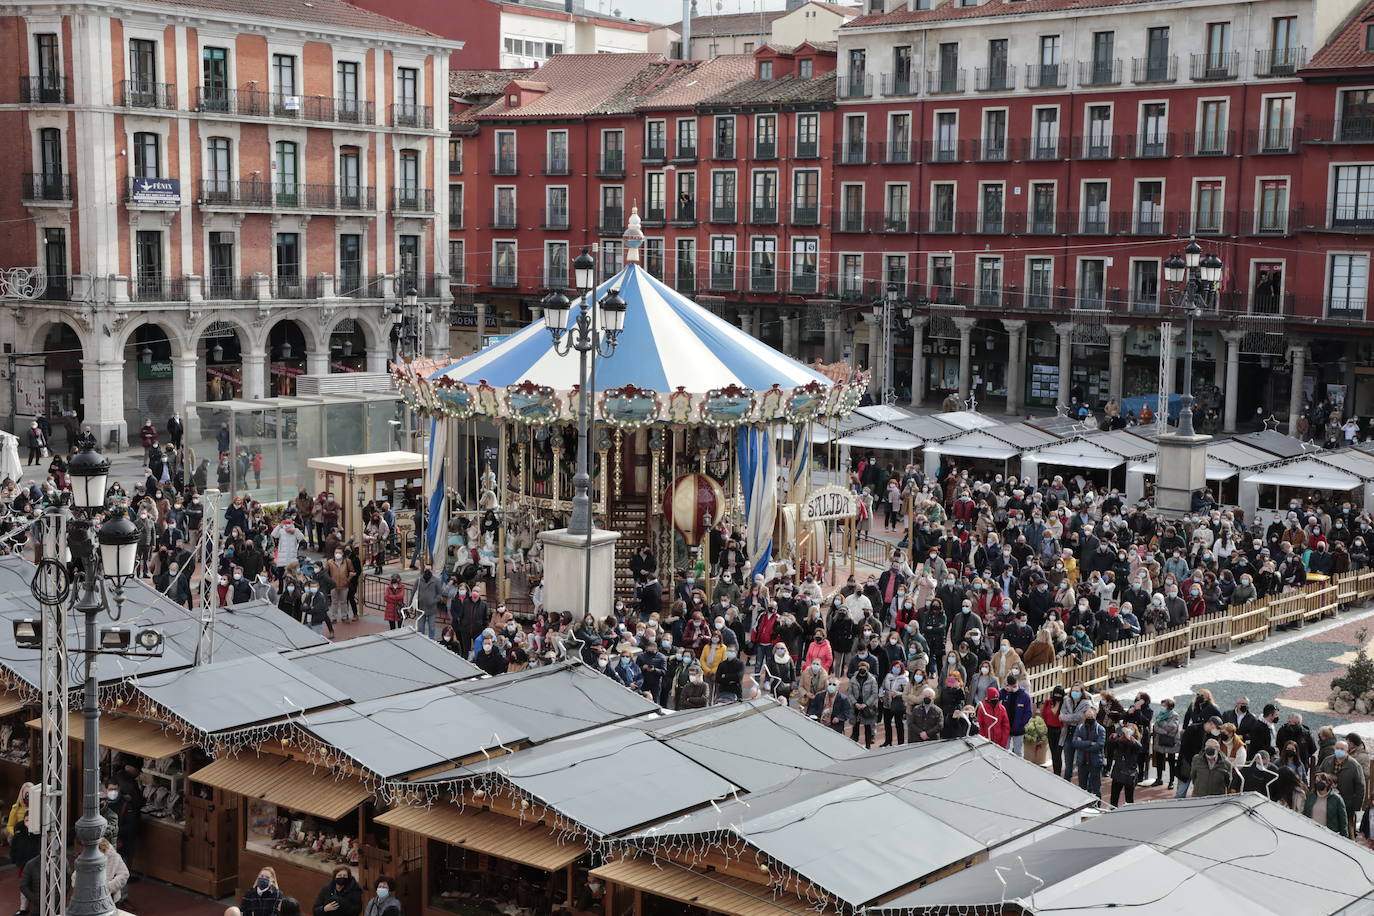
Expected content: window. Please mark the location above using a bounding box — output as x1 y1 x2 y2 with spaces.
1089 31 1115 84
1194 180 1223 233
751 170 777 222
449 240 464 284
760 61 772 80
841 254 863 297
396 66 419 118
337 234 363 296
1028 258 1052 309
1078 259 1106 309
601 185 624 229
1135 179 1163 233
1037 35 1061 87
546 130 568 173
755 115 777 158
545 241 568 287
675 171 696 220
985 39 1008 89
885 255 907 290
980 182 1004 232
601 130 625 173
977 257 1002 307
493 241 517 286
502 37 562 60
888 113 910 161
793 170 819 223
337 61 361 121
38 128 62 190
1258 179 1289 232
272 54 298 115
885 184 909 231
646 120 666 159
645 172 666 221
714 117 735 159
1261 97 1293 150
1205 22 1232 71
676 238 696 290
1139 102 1168 156
1086 104 1112 157
750 237 776 290
892 45 913 94
275 232 301 296
448 138 463 176
1033 108 1058 159
201 47 229 111
1270 17 1298 72
931 183 955 232
982 109 1006 160
275 140 298 205
1328 254 1369 315
929 256 953 302
844 115 866 163
1340 90 1374 142
935 42 960 93
1144 26 1171 81
676 119 697 158
398 149 420 207
791 239 818 292
495 131 516 173
132 131 160 178
449 183 464 227
1131 261 1159 312
848 47 866 84
208 230 235 298
1333 165 1374 228
797 113 819 157
135 230 163 297
711 171 736 220
398 234 420 289
494 186 516 227
841 184 864 231
206 137 231 197
545 186 567 228
798 58 813 78
743 42 754 53
1030 182 1056 233
644 238 664 279
34 33 61 98
129 38 157 89
1082 181 1109 232
1198 100 1227 153
710 237 735 289
335 147 360 207
934 111 957 161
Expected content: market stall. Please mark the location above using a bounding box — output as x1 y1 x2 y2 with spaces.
307 452 424 551
922 422 1060 478
1241 458 1362 526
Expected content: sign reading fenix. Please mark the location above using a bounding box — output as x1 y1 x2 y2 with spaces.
129 177 181 206
802 485 857 522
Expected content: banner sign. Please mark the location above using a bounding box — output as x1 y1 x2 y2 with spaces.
129 177 180 206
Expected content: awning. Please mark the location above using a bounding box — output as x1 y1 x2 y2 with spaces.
925 442 1018 461
834 433 922 451
1127 461 1237 482
1243 459 1361 491
592 856 822 916
0 691 29 719
29 713 188 760
1027 443 1123 470
375 806 582 872
190 754 371 821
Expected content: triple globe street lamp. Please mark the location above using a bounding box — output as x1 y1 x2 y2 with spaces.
1162 238 1224 437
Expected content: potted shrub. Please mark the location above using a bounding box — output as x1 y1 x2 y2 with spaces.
1022 715 1049 766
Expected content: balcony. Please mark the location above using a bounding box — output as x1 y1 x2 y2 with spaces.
271 276 311 300
712 140 735 160
1078 60 1121 87
1132 56 1177 84
837 212 866 233
881 141 913 164
750 204 778 225
1250 291 1293 316
1191 51 1239 81
671 203 697 225
975 139 1009 162
709 270 735 292
674 271 695 293
838 74 872 99
1239 205 1303 235
795 139 820 159
21 172 70 203
544 268 568 289
491 272 518 288
490 155 518 176
1024 64 1067 90
389 103 432 130
974 211 1006 234
926 212 956 233
598 208 625 233
339 273 388 299
926 70 965 95
1129 296 1160 314
975 67 1014 92
792 204 820 225
194 87 374 124
596 152 626 178
205 274 256 300
542 154 569 175
754 140 777 160
541 207 570 230
132 276 187 303
672 143 698 163
791 272 818 294
839 281 875 302
923 140 959 164
642 205 666 225
1126 132 1174 158
489 207 519 229
391 187 434 214
879 212 910 233
1329 205 1374 232
1074 134 1118 159
1247 127 1298 153
643 144 667 164
835 141 871 165
1190 209 1233 235
750 271 775 293
881 73 915 96
1079 213 1110 235
1020 136 1065 161
119 80 175 109
1325 299 1367 321
709 203 736 223
1254 47 1306 78
1186 129 1234 156
1130 211 1168 235
20 75 69 104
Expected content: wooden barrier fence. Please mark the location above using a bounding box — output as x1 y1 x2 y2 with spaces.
1021 574 1371 706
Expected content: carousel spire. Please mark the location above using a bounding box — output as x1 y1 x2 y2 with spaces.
623 206 645 263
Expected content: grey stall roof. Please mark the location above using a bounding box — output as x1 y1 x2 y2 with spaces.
1316 448 1374 482
628 738 1095 908
1084 429 1157 459
136 653 350 735
449 660 659 742
875 795 1374 915
1234 429 1313 459
283 628 482 701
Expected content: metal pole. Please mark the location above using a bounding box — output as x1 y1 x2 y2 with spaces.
37 510 68 916
199 488 223 663
1178 300 1197 437
582 296 599 625
69 556 113 916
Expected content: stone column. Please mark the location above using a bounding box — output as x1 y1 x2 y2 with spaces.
910 315 929 408
866 310 883 396
1213 332 1226 388
81 359 127 450
955 317 977 402
173 355 201 442
306 348 330 377
1222 330 1244 433
1288 343 1308 436
781 313 797 358
366 347 390 374
1053 322 1074 409
1161 327 1181 410
243 349 268 400
474 302 488 343
822 316 838 363
1002 319 1025 415
1106 324 1128 401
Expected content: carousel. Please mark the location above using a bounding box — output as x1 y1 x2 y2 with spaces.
395 220 868 609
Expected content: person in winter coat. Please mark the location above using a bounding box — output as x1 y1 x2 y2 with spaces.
1071 711 1107 797
638 644 669 705
412 566 444 639
976 687 1011 749
907 686 944 741
610 649 644 691
879 661 910 745
1000 676 1034 755
382 575 407 630
761 642 797 701
240 866 285 916
938 669 968 739
1316 739 1366 838
363 875 402 916
989 639 1023 683
1306 773 1352 837
678 663 709 709
313 867 363 916
1190 738 1236 797
474 631 508 676
848 661 880 747
1148 699 1182 789
1183 689 1223 730
1058 684 1094 783
1022 628 1056 668
806 679 853 732
1109 721 1143 806
803 629 834 673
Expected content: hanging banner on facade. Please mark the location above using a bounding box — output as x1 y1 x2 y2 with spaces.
14 364 44 416
129 177 181 206
802 484 857 522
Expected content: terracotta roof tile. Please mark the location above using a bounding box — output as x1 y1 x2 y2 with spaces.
1307 0 1374 70
671 9 788 37
635 55 755 110
449 69 533 97
475 53 666 118
148 0 441 37
846 0 1163 30
700 72 835 107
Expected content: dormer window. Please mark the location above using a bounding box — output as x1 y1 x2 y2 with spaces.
509 93 518 106
761 61 773 79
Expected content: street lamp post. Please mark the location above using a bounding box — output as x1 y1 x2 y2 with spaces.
874 283 912 404
1162 238 1224 437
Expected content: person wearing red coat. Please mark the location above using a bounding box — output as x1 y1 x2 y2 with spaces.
383 576 407 630
976 686 1011 749
804 630 834 673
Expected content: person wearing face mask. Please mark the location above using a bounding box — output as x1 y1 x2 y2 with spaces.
1189 737 1235 798
969 658 998 699
846 661 881 745
976 686 1011 750
803 628 834 675
806 676 852 733
303 578 332 638
362 876 401 916
796 657 828 711
453 584 489 657
248 567 278 605
228 566 251 604
1108 720 1143 806
878 661 909 745
1057 684 1093 783
761 641 796 701
906 686 943 742
1316 738 1366 838
1000 675 1033 755
313 866 363 916
698 632 727 697
411 565 444 639
324 547 355 625
714 645 745 703
937 668 967 739
1306 774 1352 837
240 867 283 916
1070 711 1106 798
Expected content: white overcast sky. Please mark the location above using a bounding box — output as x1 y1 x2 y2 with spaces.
598 0 788 26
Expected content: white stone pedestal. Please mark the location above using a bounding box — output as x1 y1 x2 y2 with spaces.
537 527 621 619
1154 433 1210 516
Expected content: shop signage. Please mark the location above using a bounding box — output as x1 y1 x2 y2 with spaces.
802 484 857 522
137 359 173 381
129 177 180 206
452 308 496 329
270 363 305 377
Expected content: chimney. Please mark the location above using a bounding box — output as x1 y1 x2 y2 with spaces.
680 0 692 59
